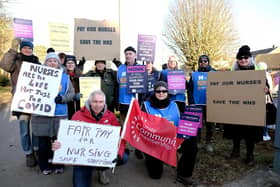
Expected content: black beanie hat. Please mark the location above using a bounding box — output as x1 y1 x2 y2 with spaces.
154 81 168 91
124 46 136 53
198 55 210 64
95 60 106 65
65 55 77 65
236 45 252 59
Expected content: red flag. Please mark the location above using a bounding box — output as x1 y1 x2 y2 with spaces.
122 99 178 166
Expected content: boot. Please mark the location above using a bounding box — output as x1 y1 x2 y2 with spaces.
176 175 197 186
245 154 255 166
227 147 240 160
26 153 36 167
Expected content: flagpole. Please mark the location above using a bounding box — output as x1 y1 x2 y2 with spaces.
120 98 135 139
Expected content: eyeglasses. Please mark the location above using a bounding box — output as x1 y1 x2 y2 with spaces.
238 56 249 60
155 90 168 93
199 60 208 63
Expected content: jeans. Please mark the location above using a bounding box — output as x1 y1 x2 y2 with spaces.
19 115 39 155
73 166 95 187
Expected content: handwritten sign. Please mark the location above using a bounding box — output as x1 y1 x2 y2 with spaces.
79 77 101 107
167 70 186 94
207 70 266 126
127 65 147 93
53 120 121 167
11 62 62 116
74 18 120 60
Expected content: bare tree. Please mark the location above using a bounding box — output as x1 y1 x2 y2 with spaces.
164 0 239 71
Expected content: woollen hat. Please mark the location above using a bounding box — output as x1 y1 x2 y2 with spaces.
95 60 106 65
154 81 168 91
44 52 61 64
20 40 34 50
198 55 210 64
65 55 77 65
236 45 252 59
124 46 136 53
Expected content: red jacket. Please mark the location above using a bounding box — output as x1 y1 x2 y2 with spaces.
71 106 125 157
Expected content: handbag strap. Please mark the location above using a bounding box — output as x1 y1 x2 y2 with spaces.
268 91 273 103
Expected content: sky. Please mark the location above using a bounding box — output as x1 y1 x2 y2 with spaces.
4 0 280 65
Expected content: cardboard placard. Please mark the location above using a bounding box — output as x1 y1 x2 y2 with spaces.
74 19 120 60
207 70 266 126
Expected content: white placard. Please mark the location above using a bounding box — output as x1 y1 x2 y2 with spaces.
53 120 121 167
11 62 62 116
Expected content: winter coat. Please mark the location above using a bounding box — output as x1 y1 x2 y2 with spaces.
84 68 118 112
31 72 75 137
71 102 125 157
0 49 40 95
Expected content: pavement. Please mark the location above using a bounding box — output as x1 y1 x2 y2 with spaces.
0 102 279 187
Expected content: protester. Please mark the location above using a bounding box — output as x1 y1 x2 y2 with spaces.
58 52 66 66
223 45 265 166
31 52 75 175
187 54 216 152
117 46 139 125
84 60 118 112
52 90 127 187
0 38 40 167
160 56 186 113
142 81 198 185
65 55 82 119
134 60 161 159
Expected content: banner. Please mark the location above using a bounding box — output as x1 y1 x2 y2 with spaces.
13 18 33 41
127 65 147 93
137 34 156 62
207 70 266 126
122 99 177 166
74 18 120 60
49 22 71 52
167 70 186 94
79 77 101 107
11 62 62 116
53 120 121 167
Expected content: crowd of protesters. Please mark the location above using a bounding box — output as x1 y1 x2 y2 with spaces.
0 38 273 187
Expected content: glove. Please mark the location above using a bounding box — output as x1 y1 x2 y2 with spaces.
55 95 63 104
74 93 81 101
11 38 21 51
112 58 122 67
79 56 86 65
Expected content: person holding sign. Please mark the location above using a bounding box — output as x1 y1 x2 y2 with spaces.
53 90 127 186
223 45 264 166
160 56 186 113
84 60 118 112
31 52 74 175
142 81 197 185
117 46 139 125
187 55 216 152
65 55 82 119
0 38 40 167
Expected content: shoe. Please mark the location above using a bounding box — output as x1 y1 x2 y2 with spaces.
226 151 240 160
176 175 197 186
55 168 64 174
26 153 36 167
98 170 110 185
134 149 144 160
42 169 52 175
